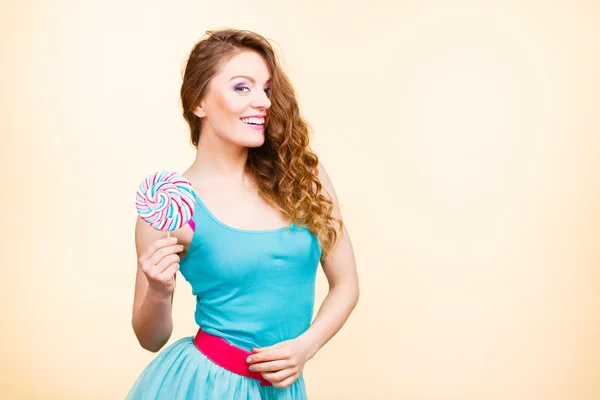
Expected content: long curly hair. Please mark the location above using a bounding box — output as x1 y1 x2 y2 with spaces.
180 28 342 258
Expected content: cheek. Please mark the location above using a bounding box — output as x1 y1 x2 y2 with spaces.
214 91 248 119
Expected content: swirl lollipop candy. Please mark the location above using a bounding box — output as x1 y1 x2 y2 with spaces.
135 171 196 234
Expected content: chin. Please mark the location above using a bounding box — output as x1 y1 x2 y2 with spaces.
239 133 266 148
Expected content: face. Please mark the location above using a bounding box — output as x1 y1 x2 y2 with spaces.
193 50 272 148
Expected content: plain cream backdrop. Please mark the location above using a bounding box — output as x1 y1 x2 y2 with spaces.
1 0 600 399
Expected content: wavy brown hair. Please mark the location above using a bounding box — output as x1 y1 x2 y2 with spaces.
180 28 342 258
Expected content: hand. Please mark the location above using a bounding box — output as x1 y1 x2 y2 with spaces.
246 337 311 388
138 236 183 298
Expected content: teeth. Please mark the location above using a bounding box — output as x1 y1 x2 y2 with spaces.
241 117 265 125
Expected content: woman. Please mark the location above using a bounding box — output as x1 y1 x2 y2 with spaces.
127 28 359 399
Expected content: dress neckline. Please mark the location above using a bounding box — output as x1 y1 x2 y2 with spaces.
192 191 296 234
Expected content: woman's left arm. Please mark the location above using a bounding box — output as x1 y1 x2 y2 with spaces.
247 162 359 388
298 162 360 359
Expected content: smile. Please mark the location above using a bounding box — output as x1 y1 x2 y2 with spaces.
240 116 265 131
240 117 265 125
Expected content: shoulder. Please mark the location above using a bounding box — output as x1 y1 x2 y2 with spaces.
316 162 339 204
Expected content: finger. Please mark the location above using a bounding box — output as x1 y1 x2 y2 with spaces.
147 244 184 269
249 360 290 373
262 369 295 385
143 253 180 279
252 343 284 353
248 348 290 364
156 262 180 281
141 237 178 262
154 253 181 274
271 373 300 389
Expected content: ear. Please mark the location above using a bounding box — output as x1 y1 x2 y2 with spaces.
192 104 206 118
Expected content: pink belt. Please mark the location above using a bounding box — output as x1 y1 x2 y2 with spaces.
193 329 272 386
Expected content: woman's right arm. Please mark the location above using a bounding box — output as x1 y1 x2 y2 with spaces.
131 216 184 352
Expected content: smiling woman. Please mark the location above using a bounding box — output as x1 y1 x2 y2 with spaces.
190 51 272 148
126 29 359 400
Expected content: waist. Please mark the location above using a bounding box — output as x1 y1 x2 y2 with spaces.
194 302 314 350
193 328 272 386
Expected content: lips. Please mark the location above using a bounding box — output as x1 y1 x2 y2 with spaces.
240 116 266 131
240 116 266 125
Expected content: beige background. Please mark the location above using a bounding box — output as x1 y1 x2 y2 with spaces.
1 0 600 399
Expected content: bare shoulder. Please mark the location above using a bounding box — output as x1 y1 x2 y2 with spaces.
315 161 358 289
316 162 339 205
315 161 344 238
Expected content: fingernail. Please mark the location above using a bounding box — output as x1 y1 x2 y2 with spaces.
246 357 252 363
179 245 184 250
249 366 255 371
171 237 177 243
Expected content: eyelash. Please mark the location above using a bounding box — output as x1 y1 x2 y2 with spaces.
234 85 250 93
234 86 271 96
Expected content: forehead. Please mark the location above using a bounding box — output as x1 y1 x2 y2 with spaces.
216 50 271 82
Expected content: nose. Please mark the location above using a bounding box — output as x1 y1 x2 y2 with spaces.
251 90 271 110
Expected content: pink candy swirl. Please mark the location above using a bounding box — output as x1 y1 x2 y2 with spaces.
135 171 196 231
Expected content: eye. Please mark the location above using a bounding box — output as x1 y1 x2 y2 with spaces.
234 85 250 93
264 87 271 96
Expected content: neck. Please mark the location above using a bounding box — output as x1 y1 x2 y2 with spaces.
188 131 249 184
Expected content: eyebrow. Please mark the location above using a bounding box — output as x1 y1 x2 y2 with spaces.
230 75 271 84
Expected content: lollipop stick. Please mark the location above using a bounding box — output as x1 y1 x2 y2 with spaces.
167 231 170 238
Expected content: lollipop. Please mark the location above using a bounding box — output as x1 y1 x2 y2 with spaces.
135 171 196 234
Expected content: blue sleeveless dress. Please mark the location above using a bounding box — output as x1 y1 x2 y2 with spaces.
126 191 322 399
